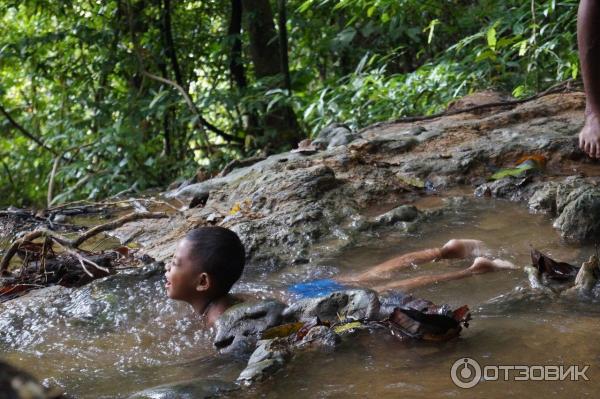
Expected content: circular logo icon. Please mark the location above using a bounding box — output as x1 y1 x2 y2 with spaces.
451 357 482 389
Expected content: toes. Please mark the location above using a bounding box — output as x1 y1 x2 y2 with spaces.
586 141 593 157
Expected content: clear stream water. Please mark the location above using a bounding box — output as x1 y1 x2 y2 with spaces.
1 197 599 398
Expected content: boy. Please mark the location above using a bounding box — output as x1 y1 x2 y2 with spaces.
165 227 516 325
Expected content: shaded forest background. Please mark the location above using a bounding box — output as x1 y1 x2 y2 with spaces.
0 0 579 207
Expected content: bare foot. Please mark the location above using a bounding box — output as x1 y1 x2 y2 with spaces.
468 257 518 274
579 112 600 158
440 239 487 259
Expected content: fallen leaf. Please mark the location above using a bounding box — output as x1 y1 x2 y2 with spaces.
332 321 364 334
515 154 547 167
295 318 325 341
397 174 425 189
114 246 130 257
229 203 241 215
530 248 578 281
261 322 304 340
489 159 539 180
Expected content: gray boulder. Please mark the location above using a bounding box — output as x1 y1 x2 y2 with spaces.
553 184 600 243
283 289 380 322
373 205 419 225
528 181 558 214
237 338 291 385
213 299 286 355
296 325 340 349
312 123 357 149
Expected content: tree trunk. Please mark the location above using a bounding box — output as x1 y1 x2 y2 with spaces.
228 0 260 142
243 0 302 151
228 0 247 89
162 0 185 89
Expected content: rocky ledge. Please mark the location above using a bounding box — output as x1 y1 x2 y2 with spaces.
112 90 599 273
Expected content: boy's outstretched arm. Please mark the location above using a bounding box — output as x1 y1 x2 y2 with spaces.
371 257 517 293
578 0 600 158
338 239 485 283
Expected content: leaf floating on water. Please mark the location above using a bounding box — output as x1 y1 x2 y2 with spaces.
530 248 578 281
261 322 304 340
452 305 472 327
388 304 470 341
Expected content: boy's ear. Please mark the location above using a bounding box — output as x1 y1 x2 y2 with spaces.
196 272 210 292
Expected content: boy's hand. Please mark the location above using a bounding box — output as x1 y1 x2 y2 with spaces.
579 111 600 158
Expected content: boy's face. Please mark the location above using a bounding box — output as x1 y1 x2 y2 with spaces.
164 239 206 302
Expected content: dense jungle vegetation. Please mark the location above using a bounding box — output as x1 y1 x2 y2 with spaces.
0 0 579 207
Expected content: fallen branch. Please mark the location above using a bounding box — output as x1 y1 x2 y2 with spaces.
0 211 168 274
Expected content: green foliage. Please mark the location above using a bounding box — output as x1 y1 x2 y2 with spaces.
0 0 580 207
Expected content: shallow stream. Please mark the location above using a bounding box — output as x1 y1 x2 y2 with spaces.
2 197 599 397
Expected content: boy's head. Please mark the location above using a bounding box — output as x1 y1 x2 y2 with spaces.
165 226 245 304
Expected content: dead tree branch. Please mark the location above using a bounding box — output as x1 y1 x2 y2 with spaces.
0 211 168 274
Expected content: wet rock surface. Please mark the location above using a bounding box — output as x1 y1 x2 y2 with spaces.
480 175 600 243
282 289 380 322
214 299 286 355
4 90 600 396
128 378 238 399
108 91 595 273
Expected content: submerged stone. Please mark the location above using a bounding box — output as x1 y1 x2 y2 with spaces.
128 378 238 399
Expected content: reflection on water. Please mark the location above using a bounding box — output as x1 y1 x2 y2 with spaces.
2 197 599 397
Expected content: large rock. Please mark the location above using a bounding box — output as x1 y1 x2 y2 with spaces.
237 338 291 385
282 289 380 322
373 205 419 225
213 299 286 355
312 123 358 149
553 184 600 243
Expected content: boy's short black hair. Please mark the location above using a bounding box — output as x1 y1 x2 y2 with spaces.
185 226 245 295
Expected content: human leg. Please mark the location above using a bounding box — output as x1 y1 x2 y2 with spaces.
370 257 517 292
338 239 487 283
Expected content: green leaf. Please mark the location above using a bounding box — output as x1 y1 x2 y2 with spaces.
332 321 364 334
487 26 497 51
149 90 168 109
424 19 440 45
489 160 539 180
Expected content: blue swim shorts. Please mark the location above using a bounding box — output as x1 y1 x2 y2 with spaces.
288 278 348 298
